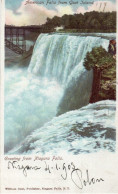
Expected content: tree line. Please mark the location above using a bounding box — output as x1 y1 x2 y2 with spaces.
42 11 116 32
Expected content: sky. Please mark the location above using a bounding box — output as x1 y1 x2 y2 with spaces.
5 0 116 26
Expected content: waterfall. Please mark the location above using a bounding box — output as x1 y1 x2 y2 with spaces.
5 33 112 154
28 34 109 114
28 34 109 85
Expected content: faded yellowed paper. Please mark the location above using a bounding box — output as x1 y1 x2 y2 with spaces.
0 0 118 193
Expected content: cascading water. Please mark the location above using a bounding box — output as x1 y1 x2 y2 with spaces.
28 34 109 115
28 34 109 84
5 33 115 154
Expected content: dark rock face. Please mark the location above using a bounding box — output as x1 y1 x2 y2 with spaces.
90 65 116 103
83 46 116 103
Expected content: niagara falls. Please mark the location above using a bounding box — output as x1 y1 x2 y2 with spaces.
4 33 116 155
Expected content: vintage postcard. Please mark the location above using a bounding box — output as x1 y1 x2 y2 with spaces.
0 0 118 193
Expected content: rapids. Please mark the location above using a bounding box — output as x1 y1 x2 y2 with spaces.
9 100 116 155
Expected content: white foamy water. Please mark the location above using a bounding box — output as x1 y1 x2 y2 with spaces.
5 67 63 152
9 100 116 155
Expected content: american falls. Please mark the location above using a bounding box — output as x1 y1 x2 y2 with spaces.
5 33 116 154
